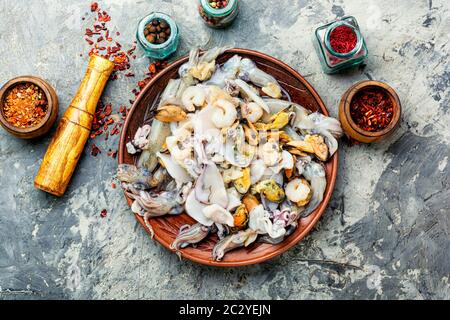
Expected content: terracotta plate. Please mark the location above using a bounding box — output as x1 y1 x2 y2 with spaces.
119 48 338 267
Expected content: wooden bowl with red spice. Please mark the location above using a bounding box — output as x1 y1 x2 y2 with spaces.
339 80 401 143
0 76 59 139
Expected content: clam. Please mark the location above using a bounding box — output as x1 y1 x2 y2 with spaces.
287 134 328 161
155 105 187 122
251 179 285 203
286 140 314 154
304 134 328 161
231 204 249 232
233 167 251 194
243 123 259 146
262 82 282 99
266 130 292 144
254 111 290 131
242 194 260 212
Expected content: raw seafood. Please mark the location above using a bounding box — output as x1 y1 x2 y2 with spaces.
118 47 343 261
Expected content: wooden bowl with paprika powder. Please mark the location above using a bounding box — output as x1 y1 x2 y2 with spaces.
339 80 401 143
0 76 59 139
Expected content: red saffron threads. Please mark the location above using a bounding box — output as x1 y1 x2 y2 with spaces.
329 25 357 53
350 88 394 132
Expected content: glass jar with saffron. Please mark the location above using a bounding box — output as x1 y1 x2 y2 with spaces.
198 0 239 28
136 12 180 60
313 16 368 74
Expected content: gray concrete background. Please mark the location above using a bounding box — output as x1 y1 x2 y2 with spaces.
0 0 449 299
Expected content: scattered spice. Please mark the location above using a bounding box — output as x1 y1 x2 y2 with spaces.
107 149 118 158
350 88 394 132
3 83 48 128
90 2 98 12
84 2 135 81
100 209 107 218
329 25 357 54
83 2 169 157
91 143 102 156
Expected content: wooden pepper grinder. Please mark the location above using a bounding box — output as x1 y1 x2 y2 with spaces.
35 55 114 196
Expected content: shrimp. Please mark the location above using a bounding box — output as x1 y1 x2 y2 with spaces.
181 85 207 112
212 99 238 128
285 178 312 206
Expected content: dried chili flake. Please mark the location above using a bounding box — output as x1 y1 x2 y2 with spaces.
350 88 394 132
91 143 101 156
107 149 118 158
90 2 98 12
111 182 117 189
85 38 94 45
148 63 157 74
104 103 112 116
3 83 48 128
100 209 107 218
125 72 135 77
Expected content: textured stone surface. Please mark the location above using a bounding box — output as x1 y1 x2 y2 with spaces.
0 0 449 300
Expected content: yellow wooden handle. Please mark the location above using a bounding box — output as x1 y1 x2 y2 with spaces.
34 55 114 196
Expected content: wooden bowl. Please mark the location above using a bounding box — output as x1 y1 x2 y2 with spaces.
0 76 59 139
339 80 401 143
119 48 338 266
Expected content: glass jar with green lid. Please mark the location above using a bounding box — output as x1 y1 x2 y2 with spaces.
136 12 180 60
313 16 368 74
198 0 239 28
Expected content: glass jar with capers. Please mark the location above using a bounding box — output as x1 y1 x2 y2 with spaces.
198 0 239 28
136 12 180 59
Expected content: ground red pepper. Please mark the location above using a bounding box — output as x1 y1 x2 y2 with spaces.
3 83 48 128
330 25 357 53
350 88 394 132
